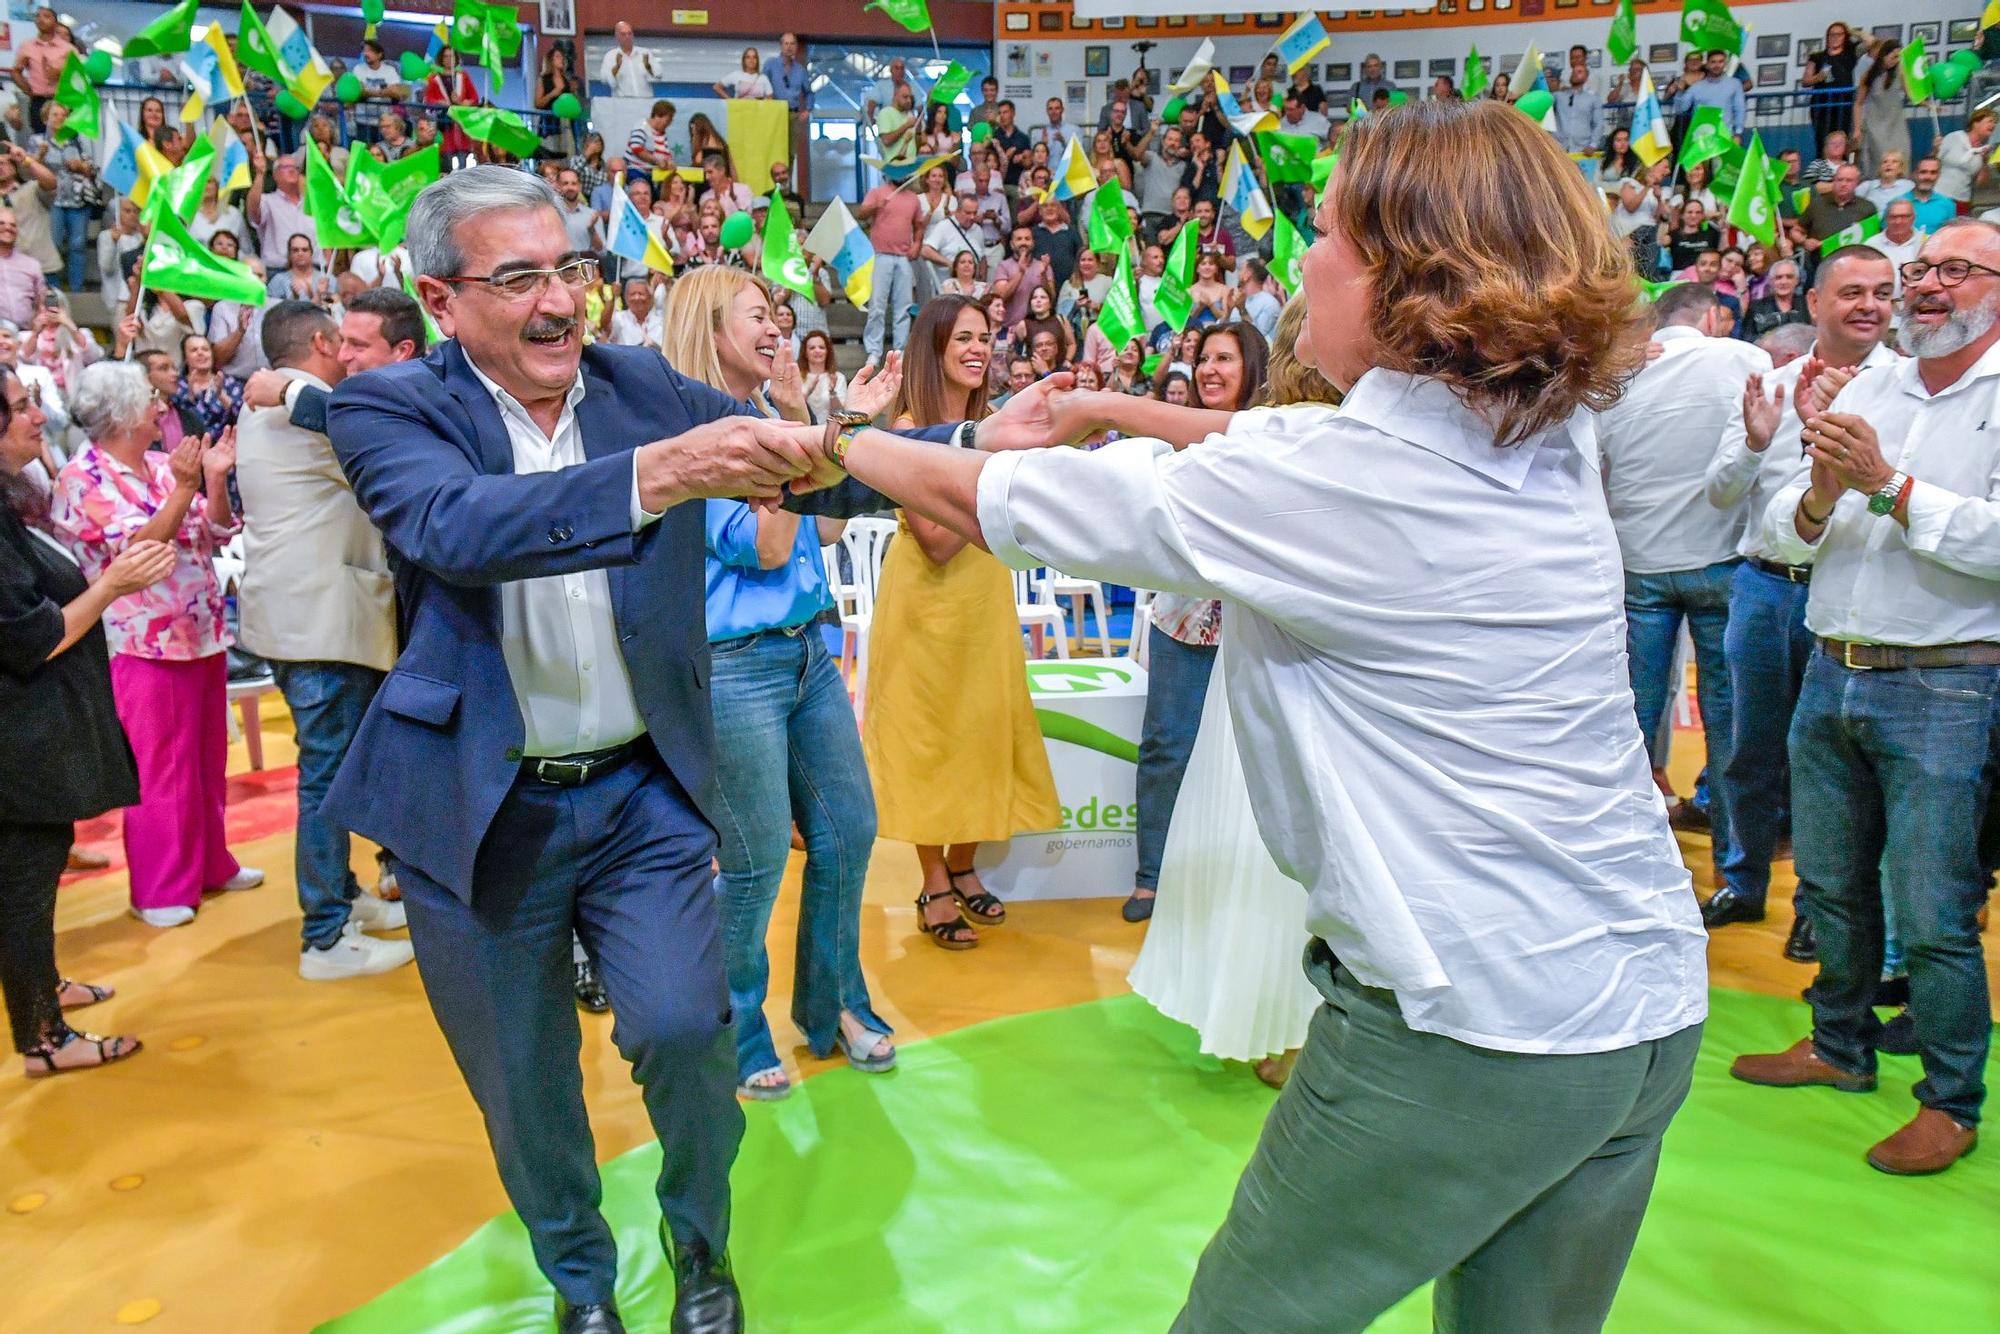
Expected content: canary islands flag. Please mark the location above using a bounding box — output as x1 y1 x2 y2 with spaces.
804 197 874 307
1273 13 1329 75
182 22 245 108
608 189 675 276
1221 142 1273 240
1629 70 1672 167
1047 134 1098 202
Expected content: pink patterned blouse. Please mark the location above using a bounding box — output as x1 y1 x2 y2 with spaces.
50 443 236 661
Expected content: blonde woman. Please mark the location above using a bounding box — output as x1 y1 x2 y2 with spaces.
662 267 903 1097
1129 299 1332 1088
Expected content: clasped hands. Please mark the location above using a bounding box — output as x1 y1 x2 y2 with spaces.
1789 356 1893 501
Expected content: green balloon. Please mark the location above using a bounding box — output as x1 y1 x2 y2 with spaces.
1513 89 1554 124
275 90 309 120
335 72 364 105
83 49 113 84
1162 96 1185 124
1929 61 1973 100
718 211 755 251
552 92 583 121
361 0 385 21
399 51 430 83
1950 49 1984 73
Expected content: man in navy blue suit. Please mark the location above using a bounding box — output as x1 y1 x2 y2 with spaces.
320 168 1035 1334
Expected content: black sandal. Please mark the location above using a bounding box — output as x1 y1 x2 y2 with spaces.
23 1030 142 1079
915 890 978 950
946 868 1006 925
57 977 114 1011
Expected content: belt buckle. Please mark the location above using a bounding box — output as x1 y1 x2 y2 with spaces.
1842 641 1872 672
536 757 587 785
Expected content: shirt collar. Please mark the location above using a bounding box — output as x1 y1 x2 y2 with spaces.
1653 325 1707 345
1894 334 2000 401
277 366 332 392
1339 369 1580 492
463 352 586 433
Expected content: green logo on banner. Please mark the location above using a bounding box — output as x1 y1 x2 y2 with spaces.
1027 662 1139 695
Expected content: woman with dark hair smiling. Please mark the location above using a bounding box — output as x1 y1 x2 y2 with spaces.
803 99 1706 1328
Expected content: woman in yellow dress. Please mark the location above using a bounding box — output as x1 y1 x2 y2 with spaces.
863 294 1061 949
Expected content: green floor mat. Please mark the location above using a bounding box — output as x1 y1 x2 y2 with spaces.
319 989 2000 1333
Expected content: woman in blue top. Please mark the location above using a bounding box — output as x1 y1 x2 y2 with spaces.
661 266 904 1101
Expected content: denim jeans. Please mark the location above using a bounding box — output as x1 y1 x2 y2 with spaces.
1717 562 1815 911
1624 562 1737 868
708 629 885 1081
863 254 915 365
1790 655 1999 1126
1135 632 1217 891
50 205 90 292
269 660 385 949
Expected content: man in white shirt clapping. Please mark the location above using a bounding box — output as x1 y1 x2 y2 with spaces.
598 21 660 98
1700 247 1896 961
1733 220 2000 1178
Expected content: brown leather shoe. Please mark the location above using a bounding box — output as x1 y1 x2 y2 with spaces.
1730 1038 1877 1092
1866 1108 1978 1176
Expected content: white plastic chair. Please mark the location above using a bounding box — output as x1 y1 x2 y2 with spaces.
823 538 858 618
837 517 897 705
1128 589 1156 667
1049 572 1112 657
1014 568 1070 660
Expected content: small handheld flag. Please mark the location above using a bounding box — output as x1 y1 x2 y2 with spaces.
1221 142 1273 240
1630 71 1673 166
1608 0 1639 67
1154 223 1198 333
608 190 675 276
803 197 874 307
761 199 813 299
1273 13 1330 76
1463 44 1488 100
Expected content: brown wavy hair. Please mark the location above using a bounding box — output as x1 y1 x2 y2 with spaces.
1329 98 1646 445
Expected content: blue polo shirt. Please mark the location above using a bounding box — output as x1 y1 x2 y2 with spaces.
769 55 812 116
1898 189 1958 235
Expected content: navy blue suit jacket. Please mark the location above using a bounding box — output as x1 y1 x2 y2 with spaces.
323 340 950 901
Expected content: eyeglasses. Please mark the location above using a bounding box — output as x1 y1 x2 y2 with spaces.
1899 259 2000 288
441 257 599 300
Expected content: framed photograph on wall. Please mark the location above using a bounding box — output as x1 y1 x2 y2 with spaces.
1912 22 1943 46
1135 14 1159 26
1037 11 1063 32
539 0 574 37
1328 61 1352 81
1004 13 1029 32
1229 64 1254 83
1950 18 1981 43
1872 24 1903 42
1394 59 1421 80
1797 38 1816 66
1101 16 1126 29
1756 62 1786 87
1166 15 1188 27
1648 43 1678 63
1085 45 1110 77
1755 34 1789 59
1467 0 1483 10
1429 57 1455 76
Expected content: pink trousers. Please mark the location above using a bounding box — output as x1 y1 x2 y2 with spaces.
109 653 240 910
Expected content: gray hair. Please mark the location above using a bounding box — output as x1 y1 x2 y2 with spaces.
70 361 156 441
407 166 562 279
1757 323 1817 361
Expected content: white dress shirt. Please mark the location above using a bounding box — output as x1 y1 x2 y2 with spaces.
975 376 1709 1054
608 307 662 347
464 357 659 757
1763 340 2000 646
1595 324 1771 574
1865 233 1924 326
1708 341 1898 562
599 44 661 97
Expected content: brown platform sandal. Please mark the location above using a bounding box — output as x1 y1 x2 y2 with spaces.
916 890 978 950
946 868 1006 925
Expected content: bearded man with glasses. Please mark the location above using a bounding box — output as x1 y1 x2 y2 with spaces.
318 167 1067 1334
1732 219 2000 1178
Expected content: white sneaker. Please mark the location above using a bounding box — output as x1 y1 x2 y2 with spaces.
215 867 265 892
348 893 407 934
299 923 416 981
131 905 196 929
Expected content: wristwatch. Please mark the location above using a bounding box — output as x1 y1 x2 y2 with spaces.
1867 470 1912 517
822 409 872 468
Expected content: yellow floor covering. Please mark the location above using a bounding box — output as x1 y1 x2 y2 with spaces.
3 706 1995 1331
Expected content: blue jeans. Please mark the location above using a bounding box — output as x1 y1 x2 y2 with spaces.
1135 632 1217 891
1790 654 1999 1126
50 205 90 292
708 628 885 1082
1624 562 1737 868
863 253 914 365
269 660 384 949
1717 562 1816 910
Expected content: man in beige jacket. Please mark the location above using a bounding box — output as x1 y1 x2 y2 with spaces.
235 296 425 980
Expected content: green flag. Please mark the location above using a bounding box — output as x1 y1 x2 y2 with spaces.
1255 129 1317 184
1639 277 1681 302
1903 34 1933 103
1271 210 1307 293
452 0 521 85
929 61 974 105
122 0 200 60
1085 184 1133 252
1097 248 1145 355
1677 106 1734 167
1726 134 1776 248
50 53 99 142
448 105 542 159
401 267 443 345
1827 213 1884 248
969 121 993 145
865 0 932 34
303 138 371 248
1608 0 1639 66
236 2 282 82
141 133 214 228
1154 222 1197 333
1463 44 1488 100
142 203 265 306
1680 0 1742 54
346 145 440 252
761 197 814 300
1309 152 1337 190
1707 136 1747 199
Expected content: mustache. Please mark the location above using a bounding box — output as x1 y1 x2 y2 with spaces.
522 316 578 340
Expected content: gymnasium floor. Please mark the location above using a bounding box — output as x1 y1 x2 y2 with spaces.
5 698 1998 1333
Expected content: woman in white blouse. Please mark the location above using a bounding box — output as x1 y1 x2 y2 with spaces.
714 47 773 100
799 330 846 420
808 100 1707 1332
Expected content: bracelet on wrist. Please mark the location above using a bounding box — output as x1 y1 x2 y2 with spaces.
1799 495 1832 527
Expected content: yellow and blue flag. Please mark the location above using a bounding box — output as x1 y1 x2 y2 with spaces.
1046 134 1098 202
1221 142 1273 240
1630 70 1672 167
181 22 246 109
1510 44 1545 98
1273 13 1329 75
1214 70 1277 137
607 189 675 276
804 197 873 307
209 118 252 193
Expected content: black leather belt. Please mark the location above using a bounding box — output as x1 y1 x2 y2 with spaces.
522 740 641 787
1748 555 1812 584
713 623 810 652
1818 639 2000 671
